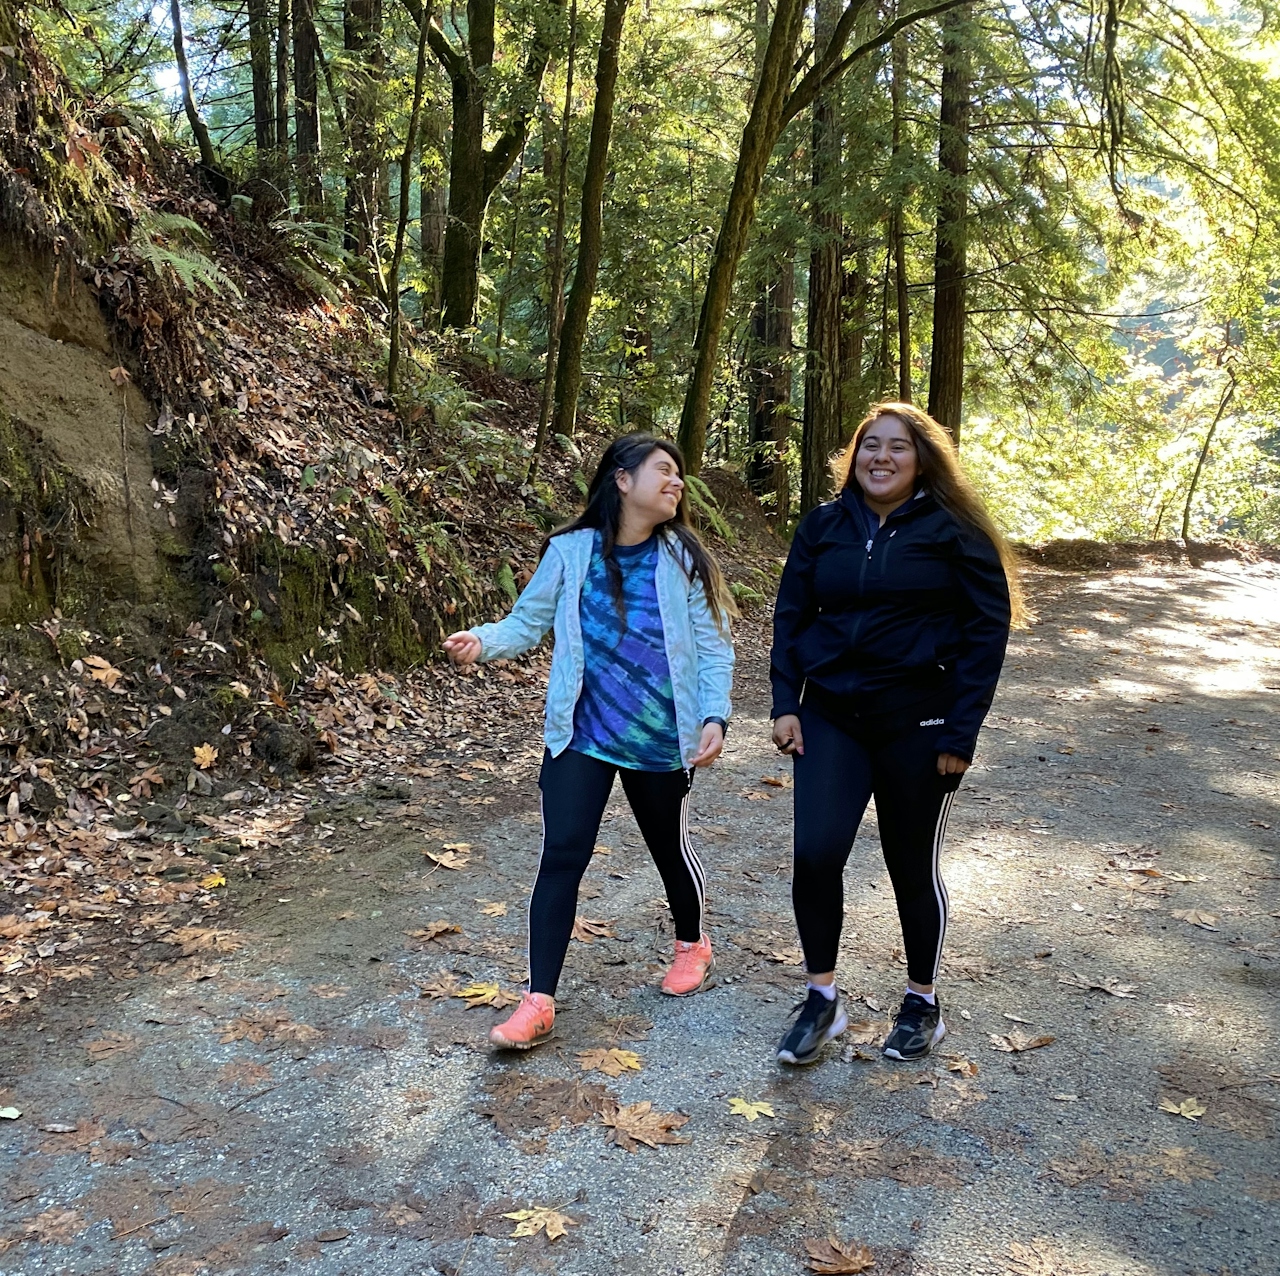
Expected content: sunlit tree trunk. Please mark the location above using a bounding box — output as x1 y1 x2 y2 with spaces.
551 0 629 438
275 0 291 201
293 0 323 218
169 0 218 173
927 5 971 438
248 0 276 154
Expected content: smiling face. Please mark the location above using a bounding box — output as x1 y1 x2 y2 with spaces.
616 447 685 529
853 414 921 512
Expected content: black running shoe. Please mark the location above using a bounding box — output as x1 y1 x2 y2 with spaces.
776 988 848 1066
882 992 946 1060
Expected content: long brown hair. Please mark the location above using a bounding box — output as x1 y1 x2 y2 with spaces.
832 402 1029 628
548 433 736 631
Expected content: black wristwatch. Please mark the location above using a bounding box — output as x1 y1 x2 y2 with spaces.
702 717 728 735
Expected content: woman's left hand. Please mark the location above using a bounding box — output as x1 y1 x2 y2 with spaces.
937 752 969 776
690 723 725 767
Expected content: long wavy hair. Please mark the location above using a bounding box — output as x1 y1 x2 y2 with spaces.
833 402 1029 628
547 434 735 630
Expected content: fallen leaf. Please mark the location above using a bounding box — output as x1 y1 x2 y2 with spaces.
200 872 227 890
602 1099 690 1151
315 1227 350 1242
406 921 462 944
1171 909 1218 930
503 1206 578 1240
1058 971 1138 998
728 1097 774 1122
0 1107 20 1120
83 656 123 688
453 982 519 1009
987 1032 1055 1053
85 1031 136 1060
425 848 470 870
193 744 219 770
804 1236 876 1273
944 1057 979 1078
478 900 508 916
760 775 791 788
418 975 462 999
1158 1095 1207 1120
23 1208 84 1244
572 916 615 943
169 926 242 956
577 1047 643 1077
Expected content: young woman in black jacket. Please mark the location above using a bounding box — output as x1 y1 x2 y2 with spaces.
771 402 1024 1065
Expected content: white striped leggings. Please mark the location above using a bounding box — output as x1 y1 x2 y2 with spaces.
529 748 703 996
792 706 961 985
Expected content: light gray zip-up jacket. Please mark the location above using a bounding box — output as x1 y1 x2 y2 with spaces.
469 528 734 768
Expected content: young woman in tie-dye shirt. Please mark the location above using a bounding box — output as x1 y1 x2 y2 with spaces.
444 435 735 1049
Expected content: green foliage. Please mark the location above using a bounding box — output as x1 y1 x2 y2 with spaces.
129 211 239 298
683 473 733 542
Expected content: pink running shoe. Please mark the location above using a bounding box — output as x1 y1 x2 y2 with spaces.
661 933 714 996
489 992 555 1049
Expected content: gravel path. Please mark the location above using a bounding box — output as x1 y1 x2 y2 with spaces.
1 561 1278 1276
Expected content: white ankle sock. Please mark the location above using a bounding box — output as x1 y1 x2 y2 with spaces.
808 981 837 1001
908 987 937 1005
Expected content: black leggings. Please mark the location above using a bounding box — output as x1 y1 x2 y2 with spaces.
792 705 961 985
529 748 704 996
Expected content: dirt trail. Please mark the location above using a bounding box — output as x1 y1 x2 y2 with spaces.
1 561 1278 1276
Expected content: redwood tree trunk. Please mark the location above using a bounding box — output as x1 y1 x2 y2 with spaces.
926 5 971 438
293 0 323 217
550 0 630 438
746 254 794 523
344 0 384 259
891 33 911 402
800 0 843 514
248 0 276 153
275 0 291 199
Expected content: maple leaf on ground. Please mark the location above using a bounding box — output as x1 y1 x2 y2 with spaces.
728 1097 774 1122
804 1236 875 1273
425 847 470 870
503 1206 578 1240
168 926 242 957
1158 1095 1207 1120
406 921 462 945
601 1099 690 1151
193 744 219 770
577 1047 643 1077
454 982 519 1009
83 656 123 689
760 775 790 788
418 974 462 999
1171 909 1218 930
988 1032 1055 1053
478 899 508 916
571 916 615 943
945 1057 979 1077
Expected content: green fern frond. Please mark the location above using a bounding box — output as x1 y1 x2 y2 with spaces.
130 210 239 298
683 474 734 543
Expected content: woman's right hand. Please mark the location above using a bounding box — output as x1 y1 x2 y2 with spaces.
443 631 482 665
772 714 804 756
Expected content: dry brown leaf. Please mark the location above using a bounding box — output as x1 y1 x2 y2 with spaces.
804 1236 875 1273
1058 971 1138 998
577 1047 643 1077
407 920 462 944
85 1031 136 1060
83 656 123 688
503 1206 578 1240
988 1031 1055 1053
760 775 791 788
727 1097 775 1121
218 1060 273 1087
944 1057 979 1078
425 848 470 870
571 916 615 943
1171 909 1218 930
418 974 462 999
453 982 519 1009
193 743 219 770
1005 1239 1068 1276
601 1099 690 1151
478 899 508 916
169 926 242 957
23 1209 85 1244
1158 1095 1207 1120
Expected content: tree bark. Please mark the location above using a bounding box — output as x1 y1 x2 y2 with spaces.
169 0 219 173
676 0 968 472
926 5 971 438
344 0 384 260
275 0 291 199
551 0 629 439
387 4 431 394
746 254 794 523
293 0 323 218
248 0 276 153
419 103 447 327
891 33 911 402
840 248 867 429
800 0 844 514
530 0 578 481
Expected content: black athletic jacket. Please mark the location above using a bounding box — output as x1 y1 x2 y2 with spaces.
770 486 1011 762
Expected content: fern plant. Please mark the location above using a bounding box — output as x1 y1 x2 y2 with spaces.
130 211 239 298
683 474 734 543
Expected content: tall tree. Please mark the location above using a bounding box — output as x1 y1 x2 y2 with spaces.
169 0 218 174
404 0 562 330
745 251 794 522
551 0 630 438
676 0 966 471
926 5 971 436
275 0 291 199
247 0 276 154
800 0 844 513
344 0 384 261
293 0 323 217
890 32 911 402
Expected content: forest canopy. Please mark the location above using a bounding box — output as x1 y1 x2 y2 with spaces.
20 0 1280 542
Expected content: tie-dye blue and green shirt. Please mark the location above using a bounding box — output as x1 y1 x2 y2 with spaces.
569 532 683 772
